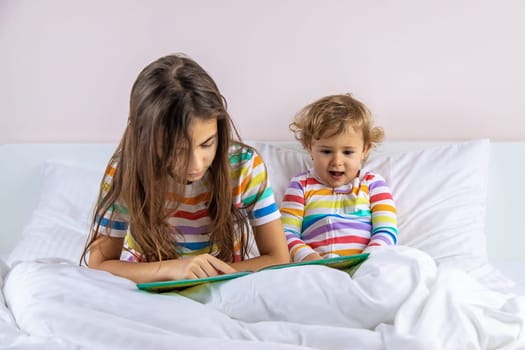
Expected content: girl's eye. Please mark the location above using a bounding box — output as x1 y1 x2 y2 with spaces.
201 136 217 148
320 150 332 154
343 150 354 156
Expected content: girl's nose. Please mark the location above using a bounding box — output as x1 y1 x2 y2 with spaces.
188 150 202 170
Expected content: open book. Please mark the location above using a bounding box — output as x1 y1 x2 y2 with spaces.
137 253 369 293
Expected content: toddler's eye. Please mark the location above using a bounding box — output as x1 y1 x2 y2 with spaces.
320 150 332 155
343 150 354 156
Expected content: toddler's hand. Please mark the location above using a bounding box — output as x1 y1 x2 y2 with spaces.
362 245 382 255
301 252 323 262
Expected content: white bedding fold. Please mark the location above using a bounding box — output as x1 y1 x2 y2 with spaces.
3 247 525 350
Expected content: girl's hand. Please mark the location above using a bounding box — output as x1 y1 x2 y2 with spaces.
168 254 237 280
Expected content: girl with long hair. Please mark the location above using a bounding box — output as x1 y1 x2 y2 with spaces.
81 53 289 283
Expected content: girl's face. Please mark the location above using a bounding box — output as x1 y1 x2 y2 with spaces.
308 125 370 188
172 117 218 183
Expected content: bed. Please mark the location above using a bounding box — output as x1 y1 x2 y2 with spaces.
1 139 525 350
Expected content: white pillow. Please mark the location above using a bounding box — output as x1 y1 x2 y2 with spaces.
34 160 102 231
0 258 16 324
251 139 491 274
7 223 89 265
363 139 490 272
7 161 103 266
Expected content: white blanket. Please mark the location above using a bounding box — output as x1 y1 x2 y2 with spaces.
2 247 525 350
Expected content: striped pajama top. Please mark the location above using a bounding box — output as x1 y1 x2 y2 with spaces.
95 143 280 262
280 168 398 262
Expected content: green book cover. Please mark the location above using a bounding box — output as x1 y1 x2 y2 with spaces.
137 253 369 293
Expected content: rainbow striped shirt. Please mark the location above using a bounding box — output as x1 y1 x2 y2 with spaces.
95 143 280 261
280 169 397 262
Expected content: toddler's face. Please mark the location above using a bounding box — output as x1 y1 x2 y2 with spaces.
308 126 370 188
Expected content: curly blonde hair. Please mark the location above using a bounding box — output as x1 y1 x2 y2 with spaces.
290 93 384 154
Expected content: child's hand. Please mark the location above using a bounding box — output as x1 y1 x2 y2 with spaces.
169 254 237 280
302 252 323 262
362 245 381 255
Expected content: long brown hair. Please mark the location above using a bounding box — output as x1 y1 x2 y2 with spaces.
81 54 253 264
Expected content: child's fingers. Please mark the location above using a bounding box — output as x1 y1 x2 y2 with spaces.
198 258 222 277
207 255 237 274
178 254 237 279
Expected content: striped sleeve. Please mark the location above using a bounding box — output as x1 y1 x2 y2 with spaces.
94 160 130 238
280 172 317 262
365 172 398 247
230 145 280 227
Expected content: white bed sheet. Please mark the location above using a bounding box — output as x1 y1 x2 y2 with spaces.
493 262 525 295
2 247 525 350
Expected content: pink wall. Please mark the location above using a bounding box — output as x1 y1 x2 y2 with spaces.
1 0 524 143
